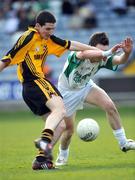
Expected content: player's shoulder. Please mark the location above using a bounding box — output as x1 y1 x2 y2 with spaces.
50 35 67 46
50 35 64 41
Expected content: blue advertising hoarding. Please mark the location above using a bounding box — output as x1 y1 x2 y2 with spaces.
0 80 22 100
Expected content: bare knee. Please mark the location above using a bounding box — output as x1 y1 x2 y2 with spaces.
47 95 67 118
52 103 67 119
55 100 67 118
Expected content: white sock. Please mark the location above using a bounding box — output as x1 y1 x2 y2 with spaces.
113 128 127 146
59 145 69 158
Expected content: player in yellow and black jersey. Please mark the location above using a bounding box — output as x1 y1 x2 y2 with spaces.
0 10 102 170
2 26 70 82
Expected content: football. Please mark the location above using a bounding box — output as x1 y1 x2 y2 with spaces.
76 118 100 142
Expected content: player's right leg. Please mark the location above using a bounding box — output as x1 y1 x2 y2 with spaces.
55 115 75 166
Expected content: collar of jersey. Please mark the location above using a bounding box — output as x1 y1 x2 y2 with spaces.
28 26 38 32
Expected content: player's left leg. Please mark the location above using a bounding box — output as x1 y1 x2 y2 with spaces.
84 85 135 152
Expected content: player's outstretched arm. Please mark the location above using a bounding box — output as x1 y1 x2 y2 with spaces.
112 37 133 65
76 49 104 61
76 44 122 61
69 41 99 51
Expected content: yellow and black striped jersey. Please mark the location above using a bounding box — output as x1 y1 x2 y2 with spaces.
1 27 71 82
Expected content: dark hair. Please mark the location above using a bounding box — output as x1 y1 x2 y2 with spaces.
36 10 56 26
89 32 109 46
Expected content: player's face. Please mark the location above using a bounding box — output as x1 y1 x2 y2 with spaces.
96 44 109 51
37 23 56 39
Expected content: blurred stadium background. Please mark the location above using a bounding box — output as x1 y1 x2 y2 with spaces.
0 0 135 111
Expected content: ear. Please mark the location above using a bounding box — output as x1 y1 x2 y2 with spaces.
35 23 41 29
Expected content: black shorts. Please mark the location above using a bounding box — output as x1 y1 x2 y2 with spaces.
22 78 62 116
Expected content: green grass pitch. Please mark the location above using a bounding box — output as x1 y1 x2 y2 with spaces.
0 106 135 180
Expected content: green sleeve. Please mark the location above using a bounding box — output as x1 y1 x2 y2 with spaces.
64 52 81 78
100 56 118 71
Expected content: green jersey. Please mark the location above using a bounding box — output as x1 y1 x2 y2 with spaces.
58 51 118 89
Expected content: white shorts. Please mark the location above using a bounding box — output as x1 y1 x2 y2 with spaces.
58 80 97 117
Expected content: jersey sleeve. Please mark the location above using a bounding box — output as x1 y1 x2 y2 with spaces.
99 55 118 71
1 31 35 66
49 35 71 57
64 51 81 78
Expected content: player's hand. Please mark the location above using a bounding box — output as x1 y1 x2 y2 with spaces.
121 37 133 54
111 44 122 54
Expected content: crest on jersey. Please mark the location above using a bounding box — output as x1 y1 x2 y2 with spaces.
35 47 40 52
